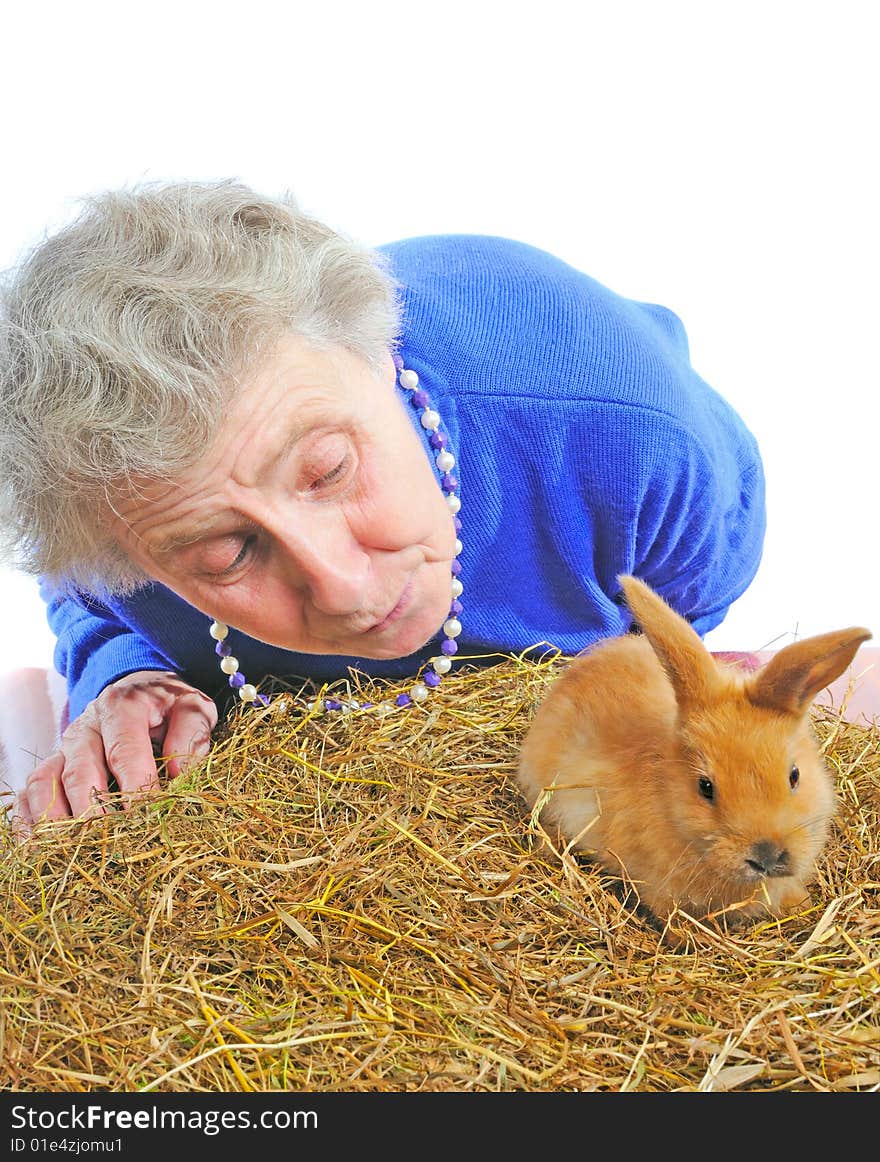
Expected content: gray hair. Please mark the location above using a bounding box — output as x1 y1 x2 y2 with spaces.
0 179 402 594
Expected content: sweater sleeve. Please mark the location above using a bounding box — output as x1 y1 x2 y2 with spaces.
626 417 767 637
40 579 180 722
582 297 767 637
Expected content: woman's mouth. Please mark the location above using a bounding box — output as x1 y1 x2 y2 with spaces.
369 577 414 633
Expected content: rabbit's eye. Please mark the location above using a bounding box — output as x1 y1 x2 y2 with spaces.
789 765 800 789
698 776 714 801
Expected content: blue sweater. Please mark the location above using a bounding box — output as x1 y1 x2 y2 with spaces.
42 234 766 721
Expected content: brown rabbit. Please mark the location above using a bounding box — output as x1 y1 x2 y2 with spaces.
516 575 872 924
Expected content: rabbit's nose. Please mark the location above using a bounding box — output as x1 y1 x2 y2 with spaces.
746 840 790 877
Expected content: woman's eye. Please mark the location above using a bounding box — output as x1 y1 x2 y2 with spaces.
310 455 350 490
204 534 257 578
227 535 255 570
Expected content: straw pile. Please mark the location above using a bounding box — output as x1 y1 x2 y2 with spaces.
1 653 878 1093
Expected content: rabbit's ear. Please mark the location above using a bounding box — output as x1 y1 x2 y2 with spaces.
748 627 872 717
617 575 723 711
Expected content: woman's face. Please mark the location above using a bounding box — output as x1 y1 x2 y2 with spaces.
113 334 458 659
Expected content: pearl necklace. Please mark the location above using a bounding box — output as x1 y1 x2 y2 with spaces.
208 353 463 714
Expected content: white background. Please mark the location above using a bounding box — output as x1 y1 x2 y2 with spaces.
1 0 877 674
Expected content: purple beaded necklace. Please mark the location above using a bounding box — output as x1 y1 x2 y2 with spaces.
208 353 463 715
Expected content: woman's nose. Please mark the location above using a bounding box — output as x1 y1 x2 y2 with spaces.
272 512 371 615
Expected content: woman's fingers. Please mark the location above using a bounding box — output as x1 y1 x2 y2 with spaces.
92 671 217 798
16 671 218 831
85 695 162 810
19 749 70 826
160 690 218 778
59 717 122 818
22 705 155 825
110 672 218 779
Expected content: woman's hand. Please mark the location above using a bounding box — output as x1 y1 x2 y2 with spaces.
14 670 218 833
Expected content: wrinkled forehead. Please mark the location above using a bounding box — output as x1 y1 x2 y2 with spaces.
106 336 396 538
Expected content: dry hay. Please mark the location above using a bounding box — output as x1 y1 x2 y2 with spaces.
1 653 878 1094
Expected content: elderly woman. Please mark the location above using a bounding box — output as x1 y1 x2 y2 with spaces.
0 180 766 827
